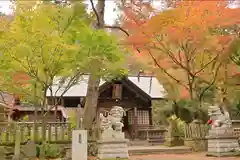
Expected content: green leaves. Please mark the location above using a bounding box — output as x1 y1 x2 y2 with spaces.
0 1 125 104
230 38 240 66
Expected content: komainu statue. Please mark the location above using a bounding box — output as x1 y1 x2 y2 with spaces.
208 105 232 128
97 106 129 159
109 106 125 131
206 105 240 157
99 113 112 131
99 106 126 140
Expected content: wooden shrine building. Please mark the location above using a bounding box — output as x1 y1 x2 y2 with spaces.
46 75 166 139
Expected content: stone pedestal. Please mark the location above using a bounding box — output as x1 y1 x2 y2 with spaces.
97 129 129 159
97 139 129 159
97 106 129 159
206 127 240 157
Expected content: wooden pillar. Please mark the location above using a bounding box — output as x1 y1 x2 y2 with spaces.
149 108 153 125
61 97 64 106
133 107 138 139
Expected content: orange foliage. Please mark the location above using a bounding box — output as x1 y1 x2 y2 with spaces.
12 72 30 85
123 0 240 100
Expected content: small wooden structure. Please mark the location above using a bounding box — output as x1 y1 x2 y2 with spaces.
10 106 64 122
0 102 12 124
137 125 166 145
46 75 166 140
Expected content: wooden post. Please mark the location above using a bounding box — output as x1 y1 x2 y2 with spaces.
149 108 153 125
146 130 149 141
61 97 64 106
133 107 138 139
13 129 21 160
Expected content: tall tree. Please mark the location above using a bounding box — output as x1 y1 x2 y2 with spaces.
0 0 124 122
82 0 106 131
0 1 91 112
123 0 240 105
82 0 128 133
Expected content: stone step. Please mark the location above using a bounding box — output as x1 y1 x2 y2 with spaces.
128 146 192 155
128 140 149 146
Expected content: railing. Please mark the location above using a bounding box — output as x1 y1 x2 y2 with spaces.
185 123 240 139
184 123 208 140
184 123 208 151
137 125 167 141
0 122 72 145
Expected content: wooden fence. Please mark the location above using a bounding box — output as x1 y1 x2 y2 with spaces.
184 123 240 151
185 123 240 139
0 122 72 145
184 123 208 140
184 123 208 151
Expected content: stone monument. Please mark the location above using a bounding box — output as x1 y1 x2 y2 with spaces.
206 105 240 157
97 106 129 159
0 103 8 159
72 130 87 160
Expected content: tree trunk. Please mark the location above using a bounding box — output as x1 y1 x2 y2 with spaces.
83 74 101 130
82 0 106 132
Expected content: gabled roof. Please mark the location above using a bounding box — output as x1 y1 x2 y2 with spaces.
46 75 166 99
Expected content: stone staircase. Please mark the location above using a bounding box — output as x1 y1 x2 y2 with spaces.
128 145 192 155
127 140 192 155
128 140 149 146
0 146 14 160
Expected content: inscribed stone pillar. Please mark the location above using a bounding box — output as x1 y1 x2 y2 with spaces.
72 130 87 160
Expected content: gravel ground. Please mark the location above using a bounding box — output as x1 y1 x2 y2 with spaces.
130 153 240 160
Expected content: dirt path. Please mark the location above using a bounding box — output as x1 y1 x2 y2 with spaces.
130 153 240 160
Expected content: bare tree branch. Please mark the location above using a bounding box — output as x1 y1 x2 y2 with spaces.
104 25 130 36
89 0 100 26
194 54 219 76
199 63 222 104
43 72 84 116
146 49 190 91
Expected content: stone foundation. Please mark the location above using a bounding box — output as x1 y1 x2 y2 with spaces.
165 136 184 147
206 127 240 157
97 140 129 159
184 139 207 151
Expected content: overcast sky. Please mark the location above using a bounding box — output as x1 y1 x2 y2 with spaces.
0 0 166 25
0 1 120 25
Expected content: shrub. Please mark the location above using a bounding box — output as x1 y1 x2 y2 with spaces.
37 143 61 158
68 112 77 129
167 115 185 137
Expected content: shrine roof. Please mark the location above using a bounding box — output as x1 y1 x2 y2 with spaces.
46 75 166 99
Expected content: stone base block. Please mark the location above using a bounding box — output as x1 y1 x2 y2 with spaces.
184 139 207 151
97 140 129 159
165 137 184 147
206 151 240 157
206 135 240 157
208 127 234 137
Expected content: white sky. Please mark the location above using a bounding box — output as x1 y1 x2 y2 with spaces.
0 1 119 25
0 0 239 24
0 0 165 25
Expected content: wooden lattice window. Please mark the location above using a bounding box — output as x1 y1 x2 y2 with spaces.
138 110 149 125
128 111 134 125
128 110 149 125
